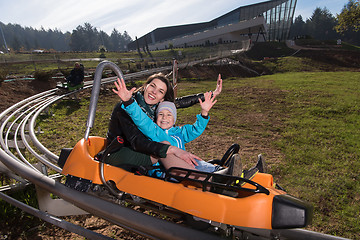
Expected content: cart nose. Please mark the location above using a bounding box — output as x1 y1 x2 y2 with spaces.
272 194 313 229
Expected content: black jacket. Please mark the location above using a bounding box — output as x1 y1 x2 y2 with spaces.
106 93 205 158
67 68 84 86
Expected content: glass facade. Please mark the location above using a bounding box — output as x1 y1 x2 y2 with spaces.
263 0 297 41
216 0 297 41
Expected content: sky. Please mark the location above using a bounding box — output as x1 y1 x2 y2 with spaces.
0 0 349 39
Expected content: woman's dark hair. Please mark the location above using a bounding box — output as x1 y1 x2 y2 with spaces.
137 73 175 102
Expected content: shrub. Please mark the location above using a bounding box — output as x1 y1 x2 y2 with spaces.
99 46 107 58
34 70 53 82
0 64 9 83
59 68 71 77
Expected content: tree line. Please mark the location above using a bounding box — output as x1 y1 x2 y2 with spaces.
0 22 132 52
290 3 360 45
69 23 132 52
0 1 359 53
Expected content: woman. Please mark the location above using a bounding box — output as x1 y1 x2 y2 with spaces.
105 73 223 171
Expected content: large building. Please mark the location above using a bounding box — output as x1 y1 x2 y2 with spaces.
128 0 297 51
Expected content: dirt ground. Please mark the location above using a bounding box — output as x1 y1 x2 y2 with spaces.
0 79 57 113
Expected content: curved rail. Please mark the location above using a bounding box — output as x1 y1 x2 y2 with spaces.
85 60 125 140
0 60 350 240
0 63 221 240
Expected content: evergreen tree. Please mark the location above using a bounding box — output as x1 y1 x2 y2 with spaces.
289 5 360 45
307 7 339 40
69 23 132 51
110 28 122 51
0 21 70 52
289 15 307 38
335 0 360 33
12 35 21 52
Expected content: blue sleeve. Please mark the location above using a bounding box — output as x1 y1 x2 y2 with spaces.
179 114 209 143
122 101 168 143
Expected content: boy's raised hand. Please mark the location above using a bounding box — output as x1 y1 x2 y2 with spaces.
113 78 136 102
199 91 217 116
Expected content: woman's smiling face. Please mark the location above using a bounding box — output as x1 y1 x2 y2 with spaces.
143 78 167 105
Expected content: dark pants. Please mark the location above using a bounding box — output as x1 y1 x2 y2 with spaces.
105 147 152 167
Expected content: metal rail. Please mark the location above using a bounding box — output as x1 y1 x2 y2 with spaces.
0 191 113 240
0 64 222 240
0 58 350 240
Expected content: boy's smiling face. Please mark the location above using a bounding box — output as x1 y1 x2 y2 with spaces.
156 109 175 130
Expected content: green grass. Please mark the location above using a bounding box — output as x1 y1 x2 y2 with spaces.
268 72 360 237
0 186 45 238
262 56 323 72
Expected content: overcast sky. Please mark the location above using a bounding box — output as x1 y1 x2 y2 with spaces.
0 0 349 39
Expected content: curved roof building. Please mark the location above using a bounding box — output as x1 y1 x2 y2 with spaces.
128 0 297 50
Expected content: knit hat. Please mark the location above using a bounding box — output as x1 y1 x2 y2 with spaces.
156 101 177 123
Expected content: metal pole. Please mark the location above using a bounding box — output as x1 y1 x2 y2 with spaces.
0 191 113 240
0 24 9 53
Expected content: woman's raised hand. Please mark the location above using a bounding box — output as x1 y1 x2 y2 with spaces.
112 78 136 102
212 74 222 98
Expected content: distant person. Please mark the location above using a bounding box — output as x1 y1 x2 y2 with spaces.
66 62 84 87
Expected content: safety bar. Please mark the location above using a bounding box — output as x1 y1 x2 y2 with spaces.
85 61 125 140
165 167 270 195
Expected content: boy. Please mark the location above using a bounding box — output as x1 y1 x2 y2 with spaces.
122 91 226 173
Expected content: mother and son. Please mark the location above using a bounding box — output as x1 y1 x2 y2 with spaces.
104 72 264 180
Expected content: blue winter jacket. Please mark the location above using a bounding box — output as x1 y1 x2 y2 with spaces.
122 100 209 150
